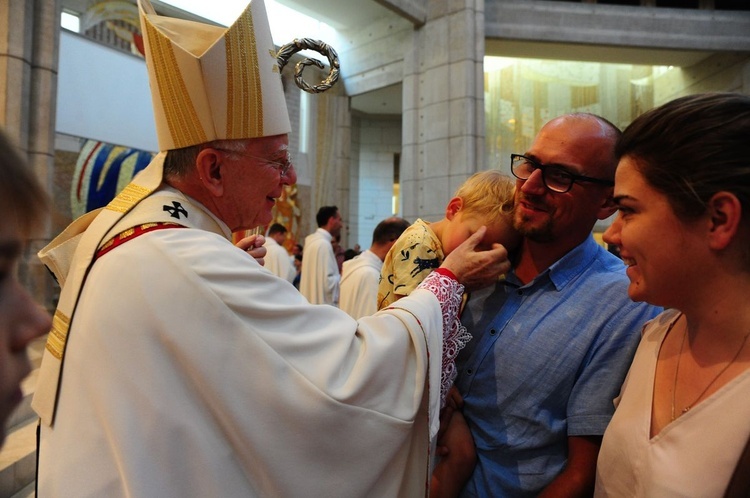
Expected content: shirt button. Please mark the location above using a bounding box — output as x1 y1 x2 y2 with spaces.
466 369 473 375
490 329 497 335
517 290 523 296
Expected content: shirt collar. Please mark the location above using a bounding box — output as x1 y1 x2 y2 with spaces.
508 235 600 291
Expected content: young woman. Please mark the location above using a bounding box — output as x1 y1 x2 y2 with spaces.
596 92 750 497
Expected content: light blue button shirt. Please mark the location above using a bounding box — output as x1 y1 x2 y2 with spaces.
456 236 662 497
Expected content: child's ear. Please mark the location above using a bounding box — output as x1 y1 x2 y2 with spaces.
445 197 463 220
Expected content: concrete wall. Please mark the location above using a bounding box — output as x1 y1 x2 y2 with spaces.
654 52 750 103
56 30 157 151
350 114 402 250
485 0 750 53
334 13 413 97
400 0 486 222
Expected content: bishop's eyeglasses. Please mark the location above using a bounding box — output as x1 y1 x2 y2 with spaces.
510 154 614 193
215 148 294 178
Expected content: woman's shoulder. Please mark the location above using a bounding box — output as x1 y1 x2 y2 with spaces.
642 308 682 339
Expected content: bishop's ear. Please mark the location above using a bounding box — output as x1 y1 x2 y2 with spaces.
195 148 225 196
706 191 742 250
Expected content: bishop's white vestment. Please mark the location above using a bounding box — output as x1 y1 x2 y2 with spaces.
34 178 456 497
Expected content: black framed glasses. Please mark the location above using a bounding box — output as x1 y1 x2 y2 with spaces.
510 154 614 193
215 148 294 178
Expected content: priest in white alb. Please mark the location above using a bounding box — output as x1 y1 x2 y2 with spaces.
263 223 295 283
340 216 409 319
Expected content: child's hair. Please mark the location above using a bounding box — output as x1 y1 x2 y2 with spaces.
453 170 515 226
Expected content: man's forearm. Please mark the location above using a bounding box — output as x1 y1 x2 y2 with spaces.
538 435 601 498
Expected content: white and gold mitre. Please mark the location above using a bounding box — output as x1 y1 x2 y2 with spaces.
138 0 291 151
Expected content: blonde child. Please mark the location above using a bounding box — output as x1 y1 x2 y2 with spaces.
378 170 519 309
378 170 519 396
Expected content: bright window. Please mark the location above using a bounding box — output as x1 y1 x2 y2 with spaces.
61 10 80 33
299 89 310 153
484 56 670 173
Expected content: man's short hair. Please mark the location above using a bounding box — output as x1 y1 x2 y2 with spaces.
163 139 247 179
372 217 410 245
267 223 287 236
316 206 339 227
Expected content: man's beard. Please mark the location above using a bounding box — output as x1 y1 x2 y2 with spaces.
513 202 555 243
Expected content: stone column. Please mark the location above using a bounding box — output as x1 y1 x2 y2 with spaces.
333 96 352 247
0 0 62 310
312 91 351 243
401 0 485 221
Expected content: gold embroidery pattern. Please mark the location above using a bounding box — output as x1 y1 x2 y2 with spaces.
96 222 186 260
46 310 70 360
145 19 207 148
99 238 114 252
106 183 151 213
225 11 263 138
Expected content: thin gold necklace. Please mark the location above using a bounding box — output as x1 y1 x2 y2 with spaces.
671 323 750 421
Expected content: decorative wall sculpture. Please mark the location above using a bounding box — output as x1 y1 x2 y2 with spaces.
71 139 154 218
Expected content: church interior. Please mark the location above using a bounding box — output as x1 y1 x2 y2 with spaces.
0 0 748 495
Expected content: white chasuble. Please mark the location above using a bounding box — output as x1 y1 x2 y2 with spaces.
36 183 443 497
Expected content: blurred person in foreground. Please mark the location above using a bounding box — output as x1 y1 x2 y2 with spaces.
0 129 52 446
31 0 511 496
596 92 750 497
